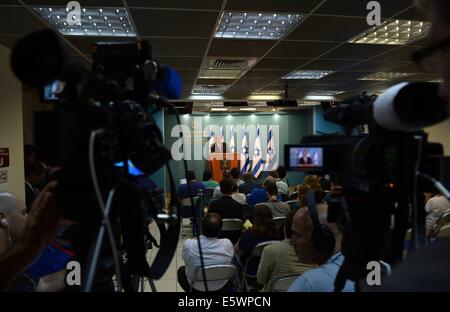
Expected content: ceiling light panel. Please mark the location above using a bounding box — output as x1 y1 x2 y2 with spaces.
349 19 429 46
192 85 230 95
283 70 334 80
252 90 284 95
33 6 136 37
215 12 303 40
358 72 414 81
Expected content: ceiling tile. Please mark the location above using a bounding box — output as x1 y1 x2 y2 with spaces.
342 60 408 72
286 16 370 42
148 38 209 56
225 0 323 13
127 0 223 10
392 7 426 21
241 70 291 80
322 43 394 60
267 41 338 58
370 46 419 62
23 0 124 5
208 39 274 57
153 56 203 69
131 9 218 37
196 79 236 85
301 59 359 71
386 63 430 74
320 71 373 82
252 57 310 70
0 7 48 36
315 0 414 18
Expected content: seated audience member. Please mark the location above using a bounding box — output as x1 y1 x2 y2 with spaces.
303 175 318 186
317 174 331 192
299 182 326 210
178 213 234 292
261 183 291 219
276 165 289 186
257 212 317 290
288 204 355 292
268 171 288 199
24 161 48 213
323 178 344 204
247 177 274 207
231 181 247 204
177 170 205 199
296 183 312 202
234 205 278 276
231 167 244 187
202 169 219 189
0 183 62 291
425 193 450 230
208 179 244 220
212 170 231 199
238 173 259 195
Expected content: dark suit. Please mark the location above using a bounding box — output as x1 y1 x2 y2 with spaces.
211 142 227 153
238 181 259 195
208 195 243 220
299 157 313 165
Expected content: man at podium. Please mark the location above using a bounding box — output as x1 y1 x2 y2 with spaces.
211 134 227 153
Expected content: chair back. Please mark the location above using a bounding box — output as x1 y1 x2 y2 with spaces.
222 218 243 231
436 224 450 238
285 200 300 211
266 275 299 292
273 217 286 232
191 264 236 291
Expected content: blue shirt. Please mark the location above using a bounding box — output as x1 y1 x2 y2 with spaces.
177 181 205 199
288 252 355 292
247 188 268 207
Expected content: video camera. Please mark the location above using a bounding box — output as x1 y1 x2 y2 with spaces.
11 29 182 291
285 83 449 291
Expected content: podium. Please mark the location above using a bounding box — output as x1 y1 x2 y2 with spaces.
208 153 240 182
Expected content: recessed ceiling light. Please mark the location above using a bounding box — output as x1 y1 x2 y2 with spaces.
239 107 257 111
215 11 303 40
283 70 334 80
32 6 136 37
349 19 430 46
304 95 336 101
211 107 229 111
251 90 284 95
358 72 414 81
248 95 282 101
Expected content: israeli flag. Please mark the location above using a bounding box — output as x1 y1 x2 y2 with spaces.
314 150 319 165
240 125 250 175
251 126 264 178
208 125 215 154
220 126 225 144
264 125 278 171
229 126 236 153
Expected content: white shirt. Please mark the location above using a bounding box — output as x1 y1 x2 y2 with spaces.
425 195 450 229
182 235 234 291
275 180 289 195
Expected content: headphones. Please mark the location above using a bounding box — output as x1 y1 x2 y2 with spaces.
305 190 336 260
1 219 9 228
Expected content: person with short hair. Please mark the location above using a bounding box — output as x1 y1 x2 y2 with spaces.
231 181 247 205
212 170 231 199
177 170 205 199
260 182 291 219
178 213 234 292
288 205 354 292
202 169 219 189
257 212 317 291
247 177 274 207
276 165 289 186
230 167 244 187
208 179 244 220
268 170 289 198
238 172 259 195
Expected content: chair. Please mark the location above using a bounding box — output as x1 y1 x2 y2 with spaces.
436 224 450 238
191 264 236 292
219 218 243 244
273 217 286 233
242 203 252 221
242 240 280 291
180 196 202 236
288 191 298 200
428 210 450 240
265 275 299 292
285 200 300 211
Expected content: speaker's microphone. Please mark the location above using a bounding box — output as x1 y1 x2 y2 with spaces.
10 29 86 88
373 82 448 132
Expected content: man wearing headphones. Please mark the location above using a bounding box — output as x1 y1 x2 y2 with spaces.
288 200 354 292
0 182 61 290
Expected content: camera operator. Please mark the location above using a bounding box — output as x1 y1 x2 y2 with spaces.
0 182 61 291
377 0 450 291
288 205 355 292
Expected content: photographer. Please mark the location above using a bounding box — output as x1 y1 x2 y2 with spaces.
377 0 450 291
0 182 61 291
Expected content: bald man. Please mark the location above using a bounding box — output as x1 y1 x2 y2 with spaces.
0 182 61 290
288 206 354 292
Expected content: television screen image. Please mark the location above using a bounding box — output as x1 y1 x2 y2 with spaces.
289 147 323 169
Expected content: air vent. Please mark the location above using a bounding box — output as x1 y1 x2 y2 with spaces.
199 57 258 79
192 85 230 95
